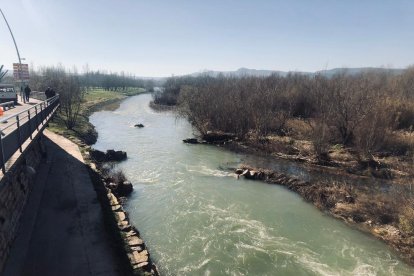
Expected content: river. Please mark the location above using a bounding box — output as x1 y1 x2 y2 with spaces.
90 94 413 275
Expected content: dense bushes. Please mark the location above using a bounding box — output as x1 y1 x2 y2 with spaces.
157 67 414 158
152 75 214 106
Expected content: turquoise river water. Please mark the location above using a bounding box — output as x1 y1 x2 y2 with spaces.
90 94 413 276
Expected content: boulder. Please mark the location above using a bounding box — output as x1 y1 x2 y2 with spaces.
111 204 122 212
129 250 149 264
108 193 119 206
118 221 132 232
127 236 144 247
115 211 127 222
134 123 144 128
90 149 127 162
90 149 107 162
117 181 133 196
235 168 244 175
183 138 199 144
106 150 127 161
202 131 236 144
107 182 118 191
243 170 258 180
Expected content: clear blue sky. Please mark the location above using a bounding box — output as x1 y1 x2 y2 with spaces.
1 0 413 77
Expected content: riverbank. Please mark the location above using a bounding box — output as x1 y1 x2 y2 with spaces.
235 166 414 266
180 124 414 266
149 100 176 111
195 132 414 266
191 128 414 185
48 88 159 275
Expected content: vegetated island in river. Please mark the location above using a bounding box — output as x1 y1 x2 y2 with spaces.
151 68 414 265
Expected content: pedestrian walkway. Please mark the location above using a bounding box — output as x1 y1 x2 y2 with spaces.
1 98 41 117
3 130 123 276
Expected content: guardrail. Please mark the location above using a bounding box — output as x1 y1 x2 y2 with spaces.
0 95 60 173
0 101 15 110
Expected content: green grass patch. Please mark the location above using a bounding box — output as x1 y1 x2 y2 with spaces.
84 87 146 102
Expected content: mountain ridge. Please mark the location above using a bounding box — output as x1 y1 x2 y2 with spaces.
189 67 405 78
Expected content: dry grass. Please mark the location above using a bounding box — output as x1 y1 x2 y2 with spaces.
352 192 400 224
399 198 414 234
286 118 313 139
383 130 414 155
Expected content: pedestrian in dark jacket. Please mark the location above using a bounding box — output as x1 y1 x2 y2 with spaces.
45 87 56 99
24 85 31 102
45 87 51 99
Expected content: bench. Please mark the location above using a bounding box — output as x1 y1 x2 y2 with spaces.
0 101 15 111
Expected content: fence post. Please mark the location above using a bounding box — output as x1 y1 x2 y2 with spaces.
0 135 5 173
35 106 39 131
40 103 45 124
16 115 22 152
28 110 32 140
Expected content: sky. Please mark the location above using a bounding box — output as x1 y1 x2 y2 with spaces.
1 0 414 77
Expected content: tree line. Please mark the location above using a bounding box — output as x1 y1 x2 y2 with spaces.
29 65 154 130
155 69 414 160
30 66 155 92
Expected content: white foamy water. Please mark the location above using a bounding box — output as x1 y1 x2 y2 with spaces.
90 94 413 276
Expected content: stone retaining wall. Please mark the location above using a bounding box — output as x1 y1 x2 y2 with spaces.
107 191 159 274
0 136 45 271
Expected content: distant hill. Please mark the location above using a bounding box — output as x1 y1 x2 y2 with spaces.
189 67 405 78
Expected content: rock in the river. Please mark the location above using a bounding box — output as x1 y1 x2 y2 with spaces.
245 170 258 179
183 138 199 144
117 181 133 196
90 149 107 162
235 168 244 175
106 150 127 161
202 131 236 144
134 123 145 128
107 182 118 192
90 149 127 162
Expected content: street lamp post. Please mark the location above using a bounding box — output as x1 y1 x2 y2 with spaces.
0 8 26 103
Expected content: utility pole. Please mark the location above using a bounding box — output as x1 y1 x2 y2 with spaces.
0 8 26 103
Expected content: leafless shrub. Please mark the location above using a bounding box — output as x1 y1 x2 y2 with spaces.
164 67 414 159
399 198 414 234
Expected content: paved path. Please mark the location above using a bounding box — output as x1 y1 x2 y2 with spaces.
3 130 123 276
0 99 42 136
2 98 42 116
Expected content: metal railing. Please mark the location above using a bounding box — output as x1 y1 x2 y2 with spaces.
0 95 60 173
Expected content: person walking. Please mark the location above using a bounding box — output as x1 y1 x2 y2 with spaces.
45 87 51 99
45 87 56 100
24 84 31 102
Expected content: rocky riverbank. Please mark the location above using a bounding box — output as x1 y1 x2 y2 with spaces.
49 91 160 275
183 129 413 185
236 166 414 266
86 159 159 275
85 147 159 275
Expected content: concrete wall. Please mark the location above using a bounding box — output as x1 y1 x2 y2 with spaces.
0 136 45 271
